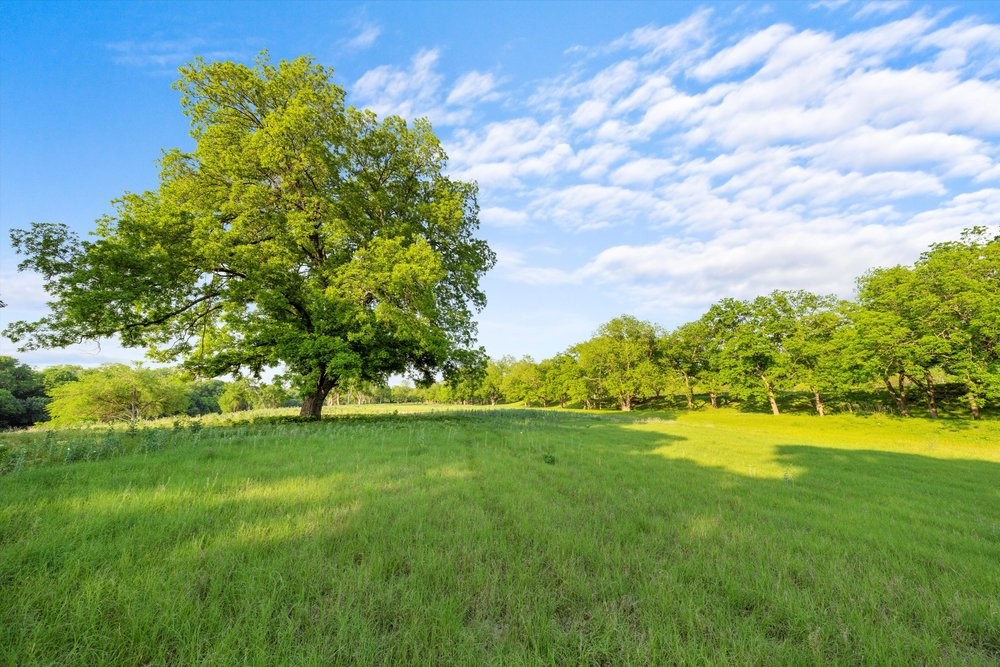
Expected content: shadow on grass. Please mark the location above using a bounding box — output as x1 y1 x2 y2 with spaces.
2 410 997 664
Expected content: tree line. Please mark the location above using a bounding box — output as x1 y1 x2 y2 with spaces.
2 227 996 427
425 228 999 419
0 360 423 429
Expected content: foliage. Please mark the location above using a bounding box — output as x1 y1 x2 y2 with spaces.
47 364 189 424
39 364 82 392
0 356 49 428
186 379 226 415
477 355 514 406
576 315 663 411
5 53 495 418
218 379 256 413
855 227 1000 418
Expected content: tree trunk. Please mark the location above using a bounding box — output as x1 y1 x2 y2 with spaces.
812 387 825 417
683 373 695 410
967 391 981 420
760 373 779 415
300 375 336 419
709 392 718 409
923 373 938 419
620 396 632 411
883 374 909 416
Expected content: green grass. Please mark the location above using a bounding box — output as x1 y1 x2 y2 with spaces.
2 408 998 665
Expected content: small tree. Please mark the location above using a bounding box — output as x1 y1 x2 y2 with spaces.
219 379 256 413
40 364 83 392
186 379 226 415
47 365 189 424
0 356 49 428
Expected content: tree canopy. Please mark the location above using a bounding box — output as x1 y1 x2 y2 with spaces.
5 53 495 417
46 365 190 425
0 356 49 428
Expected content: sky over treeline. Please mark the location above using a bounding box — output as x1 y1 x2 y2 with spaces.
1 0 998 368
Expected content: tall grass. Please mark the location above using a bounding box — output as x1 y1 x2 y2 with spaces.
2 408 997 664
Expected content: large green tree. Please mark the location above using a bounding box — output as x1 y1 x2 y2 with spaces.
704 291 830 415
855 266 948 417
5 54 495 417
577 315 662 411
854 228 1000 419
909 228 1000 418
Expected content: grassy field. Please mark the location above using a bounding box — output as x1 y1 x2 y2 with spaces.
2 407 998 665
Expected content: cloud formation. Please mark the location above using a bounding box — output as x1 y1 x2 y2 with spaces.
86 5 1000 360
351 7 999 346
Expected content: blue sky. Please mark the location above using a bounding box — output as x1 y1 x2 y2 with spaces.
2 0 999 369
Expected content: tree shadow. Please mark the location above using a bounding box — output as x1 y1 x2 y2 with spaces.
2 412 997 664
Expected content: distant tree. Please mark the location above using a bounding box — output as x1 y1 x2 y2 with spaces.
703 292 814 415
477 356 514 406
577 316 662 411
781 293 846 416
909 228 1000 418
219 379 256 413
256 382 290 409
187 379 226 415
660 321 712 410
389 383 420 403
537 354 572 408
504 357 543 406
40 364 83 392
856 266 947 417
47 364 189 424
0 356 49 428
547 351 590 408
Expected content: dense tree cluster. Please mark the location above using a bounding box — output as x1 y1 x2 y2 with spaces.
430 228 999 418
0 357 49 428
3 228 996 426
0 362 301 428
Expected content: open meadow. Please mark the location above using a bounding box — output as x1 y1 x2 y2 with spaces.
2 407 998 665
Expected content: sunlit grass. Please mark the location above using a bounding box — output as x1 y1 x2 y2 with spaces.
2 408 998 664
626 410 1000 479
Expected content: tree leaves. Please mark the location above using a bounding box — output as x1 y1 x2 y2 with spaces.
5 53 495 416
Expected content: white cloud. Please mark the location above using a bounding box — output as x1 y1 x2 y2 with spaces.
855 1 909 19
105 39 242 71
612 9 715 66
344 23 381 50
809 0 849 10
570 100 609 127
693 24 795 81
530 184 663 231
451 117 562 165
574 143 632 179
353 49 477 125
447 71 500 106
610 158 676 186
480 206 529 228
347 7 999 347
805 125 991 176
